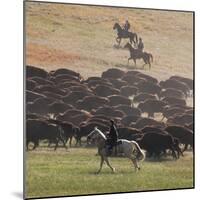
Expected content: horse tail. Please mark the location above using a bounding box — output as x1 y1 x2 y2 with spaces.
149 54 153 63
131 141 145 162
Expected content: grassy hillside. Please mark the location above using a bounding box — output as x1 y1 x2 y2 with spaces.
26 147 193 199
25 2 193 80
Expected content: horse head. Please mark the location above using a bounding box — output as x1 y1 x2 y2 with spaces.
113 22 121 30
87 127 106 145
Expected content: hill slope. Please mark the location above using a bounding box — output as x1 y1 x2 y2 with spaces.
25 2 193 80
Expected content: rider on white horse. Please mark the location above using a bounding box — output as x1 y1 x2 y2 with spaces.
106 120 118 155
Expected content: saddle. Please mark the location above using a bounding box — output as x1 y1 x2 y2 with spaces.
105 140 122 156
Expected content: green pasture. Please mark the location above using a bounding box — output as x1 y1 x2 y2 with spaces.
25 147 194 199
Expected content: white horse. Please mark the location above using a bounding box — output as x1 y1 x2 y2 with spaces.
87 127 145 173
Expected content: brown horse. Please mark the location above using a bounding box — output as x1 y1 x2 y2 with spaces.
124 42 153 69
113 23 138 46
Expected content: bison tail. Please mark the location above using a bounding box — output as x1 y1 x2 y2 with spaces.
131 141 145 162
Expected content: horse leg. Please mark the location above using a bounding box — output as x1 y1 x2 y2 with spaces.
133 59 136 67
118 38 121 46
69 136 72 147
104 156 115 173
149 60 151 70
129 156 140 171
96 155 104 174
116 37 121 46
127 57 131 65
54 138 59 151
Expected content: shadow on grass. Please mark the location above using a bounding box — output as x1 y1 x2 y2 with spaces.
115 63 145 70
112 44 125 49
145 156 178 162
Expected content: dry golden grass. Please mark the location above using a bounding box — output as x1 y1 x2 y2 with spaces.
25 2 193 81
25 3 194 106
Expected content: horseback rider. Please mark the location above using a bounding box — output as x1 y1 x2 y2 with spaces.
138 37 144 52
106 120 118 155
123 20 130 33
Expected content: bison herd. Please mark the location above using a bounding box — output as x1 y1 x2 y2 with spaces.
26 65 194 159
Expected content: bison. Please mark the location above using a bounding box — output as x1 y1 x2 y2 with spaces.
134 93 157 103
138 99 167 117
101 68 125 79
165 125 194 152
26 119 65 150
137 132 178 159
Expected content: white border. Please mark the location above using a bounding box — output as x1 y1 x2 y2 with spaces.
0 0 199 200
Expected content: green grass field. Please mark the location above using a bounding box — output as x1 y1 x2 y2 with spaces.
26 147 193 199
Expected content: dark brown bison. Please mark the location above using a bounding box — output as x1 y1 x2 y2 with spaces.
26 79 37 91
65 113 91 126
26 65 48 79
165 125 193 151
133 117 166 129
86 118 111 127
162 106 185 120
26 90 46 103
184 109 194 115
137 81 161 95
42 91 64 101
34 85 67 96
167 114 193 126
185 122 194 131
160 79 190 97
134 93 157 103
141 126 166 135
62 91 93 105
137 132 178 159
107 78 127 89
93 85 120 97
121 115 140 126
57 81 83 89
48 102 74 115
161 97 186 106
54 74 80 83
122 75 146 86
138 99 167 117
47 119 76 147
169 76 193 90
120 86 138 97
26 119 65 150
76 96 109 111
30 76 54 86
159 88 185 99
58 109 86 120
27 97 56 115
125 70 141 76
114 105 141 116
91 114 111 122
101 68 125 79
108 95 131 106
92 106 125 118
51 68 81 79
117 127 142 140
68 85 92 93
83 76 108 83
136 73 158 84
87 79 113 89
